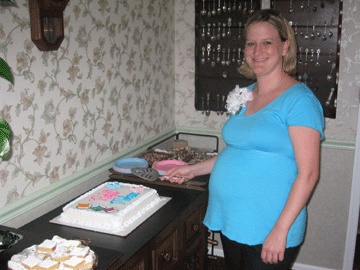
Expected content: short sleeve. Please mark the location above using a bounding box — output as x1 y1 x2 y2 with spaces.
286 88 325 140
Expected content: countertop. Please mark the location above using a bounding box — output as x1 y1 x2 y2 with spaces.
0 178 209 269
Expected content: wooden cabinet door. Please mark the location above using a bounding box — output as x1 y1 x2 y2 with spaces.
183 203 207 270
184 237 206 270
184 207 203 246
119 246 149 270
151 225 180 270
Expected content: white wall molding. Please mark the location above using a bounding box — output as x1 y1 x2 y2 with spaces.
175 126 356 151
292 263 337 270
0 127 176 225
321 138 356 151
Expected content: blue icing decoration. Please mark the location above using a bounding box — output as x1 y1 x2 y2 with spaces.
110 192 140 205
107 182 121 189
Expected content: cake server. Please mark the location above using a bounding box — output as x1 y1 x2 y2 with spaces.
131 167 190 182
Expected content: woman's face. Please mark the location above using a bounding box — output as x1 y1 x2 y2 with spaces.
244 21 289 78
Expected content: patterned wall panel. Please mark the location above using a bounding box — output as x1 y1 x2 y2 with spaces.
0 0 175 208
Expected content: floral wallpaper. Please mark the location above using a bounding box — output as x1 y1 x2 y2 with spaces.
0 0 359 213
0 0 175 209
174 0 360 140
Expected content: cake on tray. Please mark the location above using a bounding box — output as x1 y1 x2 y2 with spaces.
59 181 163 233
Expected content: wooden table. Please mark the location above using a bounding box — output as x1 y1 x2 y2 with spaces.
1 177 209 269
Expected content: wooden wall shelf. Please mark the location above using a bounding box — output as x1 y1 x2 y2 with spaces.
194 0 343 118
271 0 343 118
195 0 261 116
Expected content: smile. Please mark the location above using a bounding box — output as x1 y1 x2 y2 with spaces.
253 58 268 62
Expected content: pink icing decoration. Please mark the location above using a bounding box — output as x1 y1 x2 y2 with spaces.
130 186 145 193
89 189 120 201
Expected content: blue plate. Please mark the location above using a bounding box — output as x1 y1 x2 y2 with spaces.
112 158 148 174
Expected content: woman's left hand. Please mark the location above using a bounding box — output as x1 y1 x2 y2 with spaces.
261 226 288 264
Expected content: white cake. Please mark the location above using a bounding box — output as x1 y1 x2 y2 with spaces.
59 182 162 232
8 236 95 270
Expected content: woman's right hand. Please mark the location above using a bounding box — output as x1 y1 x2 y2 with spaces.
160 165 195 184
160 155 218 184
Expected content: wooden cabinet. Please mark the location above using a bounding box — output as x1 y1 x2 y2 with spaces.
151 223 180 270
119 246 149 270
117 190 207 270
184 208 203 245
183 236 206 270
183 204 207 270
13 180 208 270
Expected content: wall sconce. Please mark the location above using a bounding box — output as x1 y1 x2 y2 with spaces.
29 0 69 51
0 0 16 7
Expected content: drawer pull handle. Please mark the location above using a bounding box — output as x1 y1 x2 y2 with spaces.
192 224 199 231
162 252 171 262
207 239 218 245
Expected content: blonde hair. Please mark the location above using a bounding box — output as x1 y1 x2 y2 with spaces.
238 9 297 79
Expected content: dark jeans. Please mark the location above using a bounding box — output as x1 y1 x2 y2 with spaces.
220 232 300 270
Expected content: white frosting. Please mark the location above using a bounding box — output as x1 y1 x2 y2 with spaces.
58 239 80 248
34 252 48 260
11 254 28 263
63 256 84 267
51 236 65 243
60 182 161 232
8 261 26 270
58 266 73 270
70 246 89 257
8 236 95 270
21 256 42 268
38 239 57 251
23 245 38 255
37 259 59 268
84 253 94 264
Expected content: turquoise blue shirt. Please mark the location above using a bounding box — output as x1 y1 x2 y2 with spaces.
203 83 324 247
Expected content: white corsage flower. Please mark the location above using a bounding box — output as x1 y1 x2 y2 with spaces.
225 85 254 115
